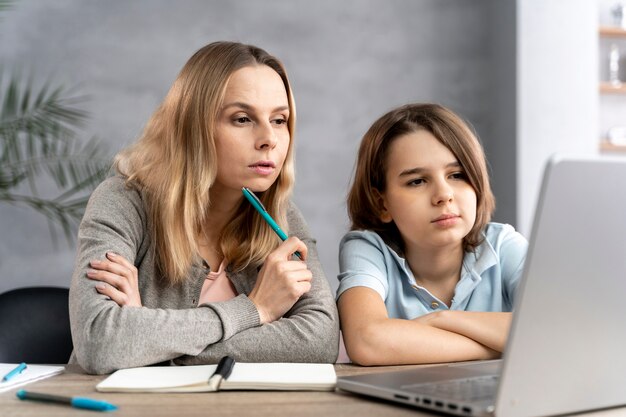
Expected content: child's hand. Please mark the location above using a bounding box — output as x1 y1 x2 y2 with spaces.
412 310 445 327
248 237 311 324
87 252 142 307
414 311 511 353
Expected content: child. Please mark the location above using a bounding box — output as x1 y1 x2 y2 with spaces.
69 41 339 374
337 103 527 365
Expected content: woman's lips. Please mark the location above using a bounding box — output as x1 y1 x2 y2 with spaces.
249 161 276 176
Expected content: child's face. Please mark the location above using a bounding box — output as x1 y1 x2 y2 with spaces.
379 130 477 252
212 65 291 198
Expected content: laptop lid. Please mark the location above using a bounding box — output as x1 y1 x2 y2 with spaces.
495 155 626 417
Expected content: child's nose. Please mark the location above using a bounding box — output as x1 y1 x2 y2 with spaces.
432 182 453 205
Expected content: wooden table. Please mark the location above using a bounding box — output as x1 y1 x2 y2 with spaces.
2 364 626 416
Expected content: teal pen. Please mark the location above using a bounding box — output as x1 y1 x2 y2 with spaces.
2 362 27 382
17 389 118 412
242 187 302 260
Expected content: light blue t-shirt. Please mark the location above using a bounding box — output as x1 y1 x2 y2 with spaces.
336 223 528 319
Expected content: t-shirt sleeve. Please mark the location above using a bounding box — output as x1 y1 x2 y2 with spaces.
336 231 389 302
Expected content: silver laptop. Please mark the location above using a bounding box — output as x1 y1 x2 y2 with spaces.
336 155 626 417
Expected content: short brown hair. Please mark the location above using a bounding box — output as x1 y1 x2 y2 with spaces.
347 103 495 251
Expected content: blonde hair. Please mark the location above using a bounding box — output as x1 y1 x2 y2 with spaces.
347 103 495 251
114 41 296 284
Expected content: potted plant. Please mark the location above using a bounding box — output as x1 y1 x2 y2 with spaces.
0 0 110 244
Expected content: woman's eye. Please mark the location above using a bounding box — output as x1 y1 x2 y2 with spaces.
272 117 287 125
234 116 251 124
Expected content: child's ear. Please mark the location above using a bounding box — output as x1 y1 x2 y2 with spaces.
373 189 393 223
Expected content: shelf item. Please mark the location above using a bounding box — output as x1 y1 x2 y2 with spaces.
600 82 626 93
599 22 626 152
600 141 626 152
599 26 626 37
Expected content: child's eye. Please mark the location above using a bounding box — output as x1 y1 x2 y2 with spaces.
407 178 425 186
450 172 467 181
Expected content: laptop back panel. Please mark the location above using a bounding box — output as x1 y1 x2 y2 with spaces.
495 156 626 417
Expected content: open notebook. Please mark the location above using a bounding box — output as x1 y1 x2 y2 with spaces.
96 362 336 393
0 364 64 393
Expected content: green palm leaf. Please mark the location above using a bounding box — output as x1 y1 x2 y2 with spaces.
0 0 12 14
0 72 111 244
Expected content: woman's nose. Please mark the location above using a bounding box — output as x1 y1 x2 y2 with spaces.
256 121 278 150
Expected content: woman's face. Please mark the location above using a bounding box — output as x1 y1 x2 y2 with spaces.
212 65 290 198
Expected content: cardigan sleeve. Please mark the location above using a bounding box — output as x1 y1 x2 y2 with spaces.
174 202 340 365
68 178 260 374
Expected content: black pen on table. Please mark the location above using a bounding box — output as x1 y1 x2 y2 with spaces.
208 356 236 391
16 389 118 412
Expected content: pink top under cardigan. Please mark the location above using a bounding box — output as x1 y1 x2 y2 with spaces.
197 260 238 305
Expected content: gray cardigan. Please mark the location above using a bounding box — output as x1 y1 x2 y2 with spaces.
69 177 339 374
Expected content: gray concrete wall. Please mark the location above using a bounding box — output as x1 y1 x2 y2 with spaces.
486 0 516 227
0 0 499 293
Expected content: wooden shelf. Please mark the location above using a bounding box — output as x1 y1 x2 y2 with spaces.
600 82 626 93
600 141 626 152
599 26 626 152
600 26 626 37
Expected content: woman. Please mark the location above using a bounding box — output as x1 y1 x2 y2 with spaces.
69 41 339 374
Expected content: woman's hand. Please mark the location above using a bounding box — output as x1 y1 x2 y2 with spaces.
248 237 312 324
87 252 142 307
